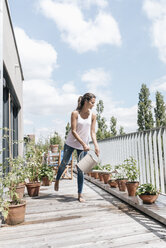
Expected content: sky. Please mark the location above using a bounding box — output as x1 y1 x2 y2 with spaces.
8 0 166 141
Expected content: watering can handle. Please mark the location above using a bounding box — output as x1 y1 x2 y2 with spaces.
78 148 100 163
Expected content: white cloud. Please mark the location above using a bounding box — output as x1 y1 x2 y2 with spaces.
62 81 76 93
150 75 166 92
23 119 34 125
143 0 166 63
23 79 79 116
14 27 58 79
82 68 111 93
39 0 122 53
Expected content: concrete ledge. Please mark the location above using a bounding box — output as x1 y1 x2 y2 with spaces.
84 175 166 226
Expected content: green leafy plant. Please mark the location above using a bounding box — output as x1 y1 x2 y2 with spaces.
92 162 102 170
123 157 139 182
102 164 112 171
25 141 43 182
115 163 127 179
39 163 54 181
0 164 9 220
49 132 63 150
136 183 159 195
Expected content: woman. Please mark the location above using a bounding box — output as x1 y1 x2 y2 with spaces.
54 93 99 202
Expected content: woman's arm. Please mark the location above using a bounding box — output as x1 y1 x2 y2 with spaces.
71 111 89 151
91 113 100 156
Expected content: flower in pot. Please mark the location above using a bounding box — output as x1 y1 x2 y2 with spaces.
136 183 159 204
123 157 139 196
40 163 54 186
102 164 112 184
115 164 128 191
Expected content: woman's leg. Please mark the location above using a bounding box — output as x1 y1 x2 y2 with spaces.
76 150 87 201
54 144 74 191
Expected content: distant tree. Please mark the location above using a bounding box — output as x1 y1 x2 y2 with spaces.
119 126 125 135
137 84 154 131
65 122 71 139
110 116 117 136
96 100 110 140
154 91 166 127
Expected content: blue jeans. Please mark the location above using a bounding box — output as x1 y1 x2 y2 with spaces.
56 144 87 194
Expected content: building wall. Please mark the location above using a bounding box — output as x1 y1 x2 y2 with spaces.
2 0 24 157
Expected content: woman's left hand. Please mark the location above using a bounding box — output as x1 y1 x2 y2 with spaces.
95 146 100 157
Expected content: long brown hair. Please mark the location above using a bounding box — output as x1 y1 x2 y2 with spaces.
76 93 96 111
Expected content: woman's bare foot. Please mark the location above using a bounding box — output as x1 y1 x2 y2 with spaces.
54 180 59 191
78 194 85 202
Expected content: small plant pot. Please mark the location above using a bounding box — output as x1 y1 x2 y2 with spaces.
50 144 59 153
117 179 128 191
6 201 26 225
139 194 158 204
126 181 139 196
103 173 111 184
26 182 41 197
15 183 25 200
108 179 118 188
42 177 52 186
93 172 99 179
98 173 104 182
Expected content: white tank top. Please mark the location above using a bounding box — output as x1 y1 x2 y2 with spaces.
66 111 92 150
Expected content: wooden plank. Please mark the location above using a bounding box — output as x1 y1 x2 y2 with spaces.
0 177 165 248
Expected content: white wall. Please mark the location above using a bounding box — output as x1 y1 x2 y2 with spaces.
3 0 23 156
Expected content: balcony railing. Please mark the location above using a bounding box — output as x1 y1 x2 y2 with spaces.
91 127 166 194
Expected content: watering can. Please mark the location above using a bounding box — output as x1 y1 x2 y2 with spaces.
77 149 99 173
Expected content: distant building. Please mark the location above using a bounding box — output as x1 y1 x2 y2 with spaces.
0 0 24 167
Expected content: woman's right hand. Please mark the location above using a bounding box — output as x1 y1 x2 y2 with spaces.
83 144 90 151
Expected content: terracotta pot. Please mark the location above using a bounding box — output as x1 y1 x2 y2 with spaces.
42 177 52 186
26 182 41 197
91 172 95 178
117 179 128 191
98 173 104 182
108 179 118 188
93 172 99 179
50 144 59 153
103 173 111 184
139 194 158 204
15 184 25 200
6 201 26 225
126 182 139 196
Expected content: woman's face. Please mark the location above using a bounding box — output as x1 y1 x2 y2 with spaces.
87 97 96 109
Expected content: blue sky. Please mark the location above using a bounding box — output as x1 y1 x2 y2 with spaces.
8 0 166 140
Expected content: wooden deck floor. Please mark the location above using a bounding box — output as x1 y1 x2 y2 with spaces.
0 176 166 248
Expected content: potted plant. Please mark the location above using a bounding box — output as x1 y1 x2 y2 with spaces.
25 141 42 197
102 164 112 184
40 163 54 186
91 163 102 179
1 166 26 225
123 157 139 196
49 132 63 153
115 163 128 191
7 156 27 200
136 183 159 204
